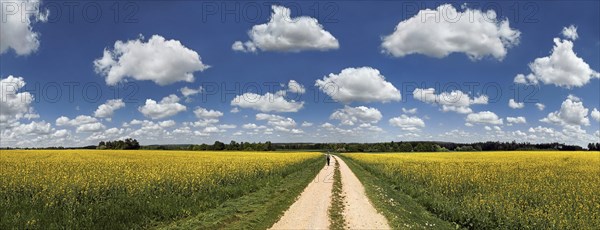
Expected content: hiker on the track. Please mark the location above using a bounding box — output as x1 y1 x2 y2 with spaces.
326 154 331 166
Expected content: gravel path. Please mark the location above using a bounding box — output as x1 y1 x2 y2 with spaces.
338 157 390 229
270 157 336 229
270 156 390 229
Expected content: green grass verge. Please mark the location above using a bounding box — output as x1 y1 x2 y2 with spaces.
154 158 324 230
328 156 346 230
340 155 459 229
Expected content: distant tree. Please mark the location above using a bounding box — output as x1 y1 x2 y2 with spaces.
456 146 476 151
213 141 225 150
398 142 413 152
265 141 275 151
97 141 106 149
124 138 132 148
435 145 449 152
589 143 600 151
228 141 239 150
131 139 140 149
97 139 140 150
200 144 208 150
255 142 261 151
414 143 432 152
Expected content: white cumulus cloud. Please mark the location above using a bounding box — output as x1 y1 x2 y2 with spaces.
287 80 306 94
536 103 545 111
465 111 503 125
321 122 335 129
194 107 223 119
301 121 313 127
389 115 425 131
55 115 105 133
159 120 176 128
315 67 401 103
256 113 295 127
561 25 578 40
413 88 487 114
94 35 209 86
15 121 52 135
508 99 524 109
514 37 599 88
591 108 600 122
94 99 125 119
180 86 203 97
232 5 339 52
0 76 36 123
256 113 302 133
506 116 527 124
139 94 187 119
55 115 96 126
231 92 303 112
330 105 382 126
242 123 265 129
76 123 106 133
0 121 53 147
541 95 590 127
0 0 48 55
381 4 520 60
402 108 418 114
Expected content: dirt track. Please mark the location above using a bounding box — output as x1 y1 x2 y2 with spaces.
270 157 335 229
270 156 390 229
338 156 390 229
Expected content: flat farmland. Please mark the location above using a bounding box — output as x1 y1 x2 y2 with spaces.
343 151 600 229
0 150 322 229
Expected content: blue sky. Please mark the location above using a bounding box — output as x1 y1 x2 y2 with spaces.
1 0 599 147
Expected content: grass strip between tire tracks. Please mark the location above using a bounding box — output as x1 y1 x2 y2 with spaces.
328 156 346 230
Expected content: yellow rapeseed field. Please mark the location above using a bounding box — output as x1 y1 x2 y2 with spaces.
345 151 600 229
0 150 322 229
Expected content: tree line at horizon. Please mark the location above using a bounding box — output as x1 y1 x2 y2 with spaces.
97 138 140 150
2 140 597 152
138 141 596 152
